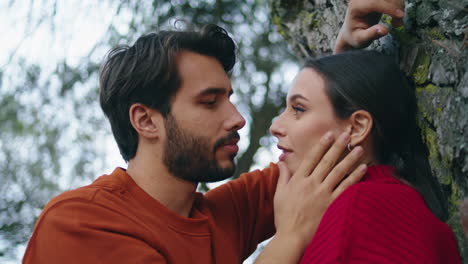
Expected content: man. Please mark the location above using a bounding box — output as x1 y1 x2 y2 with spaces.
23 1 404 263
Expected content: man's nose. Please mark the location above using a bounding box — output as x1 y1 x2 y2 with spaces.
225 105 246 131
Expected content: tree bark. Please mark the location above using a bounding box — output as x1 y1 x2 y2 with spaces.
270 0 467 259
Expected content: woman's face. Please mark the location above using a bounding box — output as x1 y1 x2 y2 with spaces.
270 68 348 173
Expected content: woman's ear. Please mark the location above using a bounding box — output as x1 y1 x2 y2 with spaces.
129 103 163 140
348 110 373 147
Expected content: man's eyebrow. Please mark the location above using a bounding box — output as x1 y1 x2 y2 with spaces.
288 94 309 102
197 87 233 96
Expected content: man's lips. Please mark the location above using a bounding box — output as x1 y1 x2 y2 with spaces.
220 138 240 153
222 144 239 153
214 132 241 155
224 138 240 146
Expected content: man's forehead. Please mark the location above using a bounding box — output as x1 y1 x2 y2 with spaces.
175 50 224 71
175 50 233 96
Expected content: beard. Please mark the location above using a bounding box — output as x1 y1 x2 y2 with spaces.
163 113 238 183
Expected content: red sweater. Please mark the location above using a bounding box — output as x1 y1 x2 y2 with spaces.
300 165 461 264
23 165 279 263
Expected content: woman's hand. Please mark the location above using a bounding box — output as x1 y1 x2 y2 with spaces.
334 0 405 54
255 131 367 264
273 131 366 246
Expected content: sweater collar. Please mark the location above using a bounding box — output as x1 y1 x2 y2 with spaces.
104 167 212 234
362 165 401 184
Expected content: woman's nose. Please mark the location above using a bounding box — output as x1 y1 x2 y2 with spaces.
270 116 286 138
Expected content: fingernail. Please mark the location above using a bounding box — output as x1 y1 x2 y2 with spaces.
322 131 333 142
353 146 363 156
396 9 404 17
340 132 350 142
359 164 367 172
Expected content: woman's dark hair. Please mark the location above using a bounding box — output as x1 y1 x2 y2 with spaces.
99 24 236 162
304 50 447 220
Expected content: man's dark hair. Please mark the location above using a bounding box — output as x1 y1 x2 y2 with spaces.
304 50 448 220
99 24 236 162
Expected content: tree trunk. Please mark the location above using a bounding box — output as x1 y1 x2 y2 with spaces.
269 0 467 258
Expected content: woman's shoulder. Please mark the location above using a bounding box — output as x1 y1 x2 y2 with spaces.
326 176 449 241
335 177 431 220
319 164 448 236
303 177 460 264
342 165 425 205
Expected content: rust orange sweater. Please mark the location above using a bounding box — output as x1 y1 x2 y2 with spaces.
23 164 279 264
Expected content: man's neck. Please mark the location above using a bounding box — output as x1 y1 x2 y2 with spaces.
126 152 198 218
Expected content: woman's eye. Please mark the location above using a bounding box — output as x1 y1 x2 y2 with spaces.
292 106 305 115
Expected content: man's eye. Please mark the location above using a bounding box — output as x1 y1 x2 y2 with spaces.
202 100 217 106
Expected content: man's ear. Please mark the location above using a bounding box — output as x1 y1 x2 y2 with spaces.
348 110 373 147
129 103 163 140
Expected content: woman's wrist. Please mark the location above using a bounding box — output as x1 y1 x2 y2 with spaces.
254 232 310 264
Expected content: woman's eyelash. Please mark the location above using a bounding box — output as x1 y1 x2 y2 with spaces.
292 106 305 114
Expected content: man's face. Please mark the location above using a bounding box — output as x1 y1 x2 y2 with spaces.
162 51 246 183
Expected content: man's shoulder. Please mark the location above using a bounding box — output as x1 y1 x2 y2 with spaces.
204 163 279 207
44 184 102 212
23 168 169 264
238 162 279 180
39 169 127 220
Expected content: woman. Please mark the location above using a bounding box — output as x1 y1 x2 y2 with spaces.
270 50 461 263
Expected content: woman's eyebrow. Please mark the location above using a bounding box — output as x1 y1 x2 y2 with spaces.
288 94 309 103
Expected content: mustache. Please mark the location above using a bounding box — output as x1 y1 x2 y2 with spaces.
213 132 240 150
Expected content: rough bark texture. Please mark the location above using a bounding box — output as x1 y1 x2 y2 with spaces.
270 0 467 259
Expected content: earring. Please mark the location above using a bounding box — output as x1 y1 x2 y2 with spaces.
347 143 353 152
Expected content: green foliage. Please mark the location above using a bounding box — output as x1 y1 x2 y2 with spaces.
0 63 59 255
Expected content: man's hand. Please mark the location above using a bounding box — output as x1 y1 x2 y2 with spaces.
334 0 405 54
255 131 367 264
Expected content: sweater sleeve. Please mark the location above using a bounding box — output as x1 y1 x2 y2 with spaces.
299 182 462 264
204 163 279 260
23 199 167 264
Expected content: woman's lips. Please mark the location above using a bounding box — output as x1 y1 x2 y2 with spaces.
279 151 291 161
277 145 292 161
